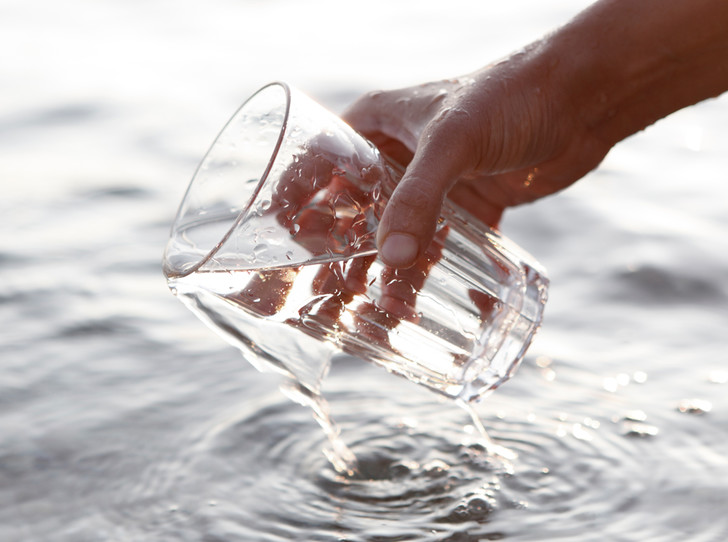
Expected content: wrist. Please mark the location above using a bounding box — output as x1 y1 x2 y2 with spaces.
546 0 728 147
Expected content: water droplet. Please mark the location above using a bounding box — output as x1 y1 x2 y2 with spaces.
371 184 381 201
253 244 267 258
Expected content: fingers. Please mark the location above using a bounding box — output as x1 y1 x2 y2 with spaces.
236 148 337 319
364 132 414 169
377 110 478 268
270 146 336 236
230 267 298 317
342 90 422 153
239 139 386 324
447 129 610 220
377 226 447 320
272 138 387 258
348 228 446 348
344 84 483 269
300 255 376 328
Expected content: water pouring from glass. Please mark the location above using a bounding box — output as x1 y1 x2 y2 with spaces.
163 82 548 473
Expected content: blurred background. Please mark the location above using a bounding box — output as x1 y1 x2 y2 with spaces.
2 1 727 540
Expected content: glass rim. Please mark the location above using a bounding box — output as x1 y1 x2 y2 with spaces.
165 81 292 278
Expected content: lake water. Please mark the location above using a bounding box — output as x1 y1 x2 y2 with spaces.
2 0 728 540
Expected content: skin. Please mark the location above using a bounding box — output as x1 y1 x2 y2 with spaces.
233 0 728 339
342 0 728 269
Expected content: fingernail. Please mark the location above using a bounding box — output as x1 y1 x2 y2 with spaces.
380 233 419 268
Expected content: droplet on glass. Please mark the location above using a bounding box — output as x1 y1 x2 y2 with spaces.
371 184 381 201
253 244 267 258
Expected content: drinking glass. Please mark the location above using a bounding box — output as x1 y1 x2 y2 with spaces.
163 82 549 404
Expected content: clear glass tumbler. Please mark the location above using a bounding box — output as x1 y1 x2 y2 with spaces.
163 82 548 403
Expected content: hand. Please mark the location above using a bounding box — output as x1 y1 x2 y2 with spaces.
228 137 383 318
343 0 728 269
342 54 610 269
224 138 446 348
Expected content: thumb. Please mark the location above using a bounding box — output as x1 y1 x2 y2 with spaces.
377 116 475 268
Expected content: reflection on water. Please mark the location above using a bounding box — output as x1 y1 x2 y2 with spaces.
2 0 728 540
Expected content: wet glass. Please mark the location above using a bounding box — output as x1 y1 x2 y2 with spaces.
163 82 549 404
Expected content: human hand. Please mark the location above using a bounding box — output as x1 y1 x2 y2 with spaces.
342 51 611 268
227 138 382 318
224 139 445 345
343 0 728 270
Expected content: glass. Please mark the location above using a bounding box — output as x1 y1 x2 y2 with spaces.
163 82 548 404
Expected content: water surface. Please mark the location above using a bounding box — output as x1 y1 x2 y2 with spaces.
2 0 728 540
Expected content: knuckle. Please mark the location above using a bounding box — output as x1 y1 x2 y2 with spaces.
399 180 436 210
427 107 483 169
391 177 442 224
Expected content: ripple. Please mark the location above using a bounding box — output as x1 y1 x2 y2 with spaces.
189 389 513 541
94 363 728 542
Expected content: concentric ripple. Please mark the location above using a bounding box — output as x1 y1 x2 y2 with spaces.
184 388 513 542
106 358 728 542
